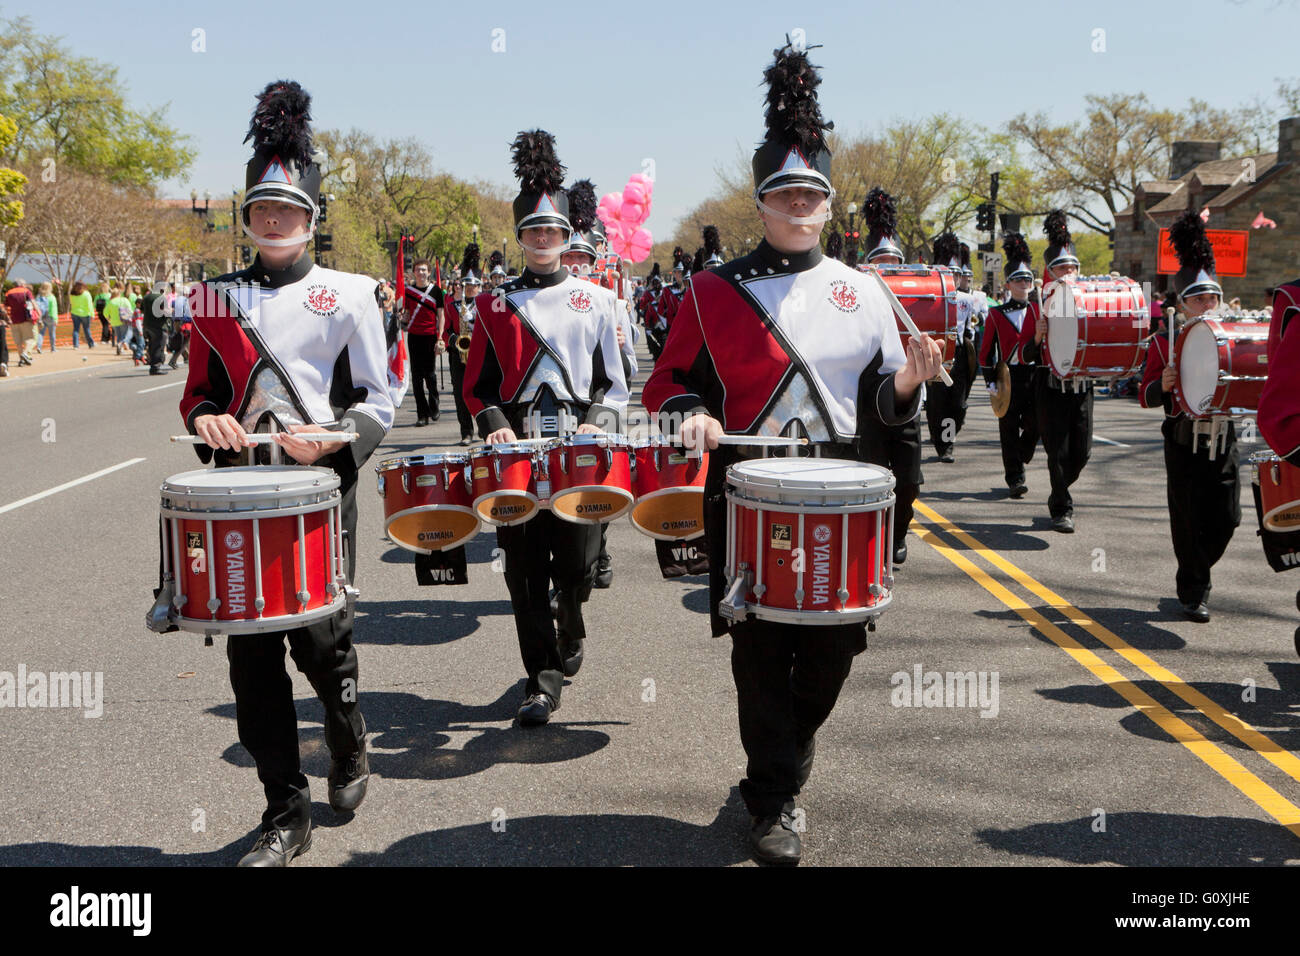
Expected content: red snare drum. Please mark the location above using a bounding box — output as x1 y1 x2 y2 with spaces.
156 466 349 635
469 443 544 526
630 437 708 540
547 434 634 524
1251 452 1300 533
377 454 479 552
873 265 958 365
1175 317 1271 418
720 458 895 625
1042 275 1147 380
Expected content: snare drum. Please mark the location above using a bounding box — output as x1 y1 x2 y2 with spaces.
721 458 895 625
546 433 634 524
874 264 958 365
1251 452 1300 533
377 454 479 552
1175 318 1271 418
157 466 349 635
469 443 544 526
629 437 707 540
1042 275 1147 380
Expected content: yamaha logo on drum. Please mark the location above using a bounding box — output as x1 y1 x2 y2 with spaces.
576 502 612 515
418 529 455 541
224 531 244 550
812 524 832 544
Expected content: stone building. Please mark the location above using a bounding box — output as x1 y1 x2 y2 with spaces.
1112 117 1299 308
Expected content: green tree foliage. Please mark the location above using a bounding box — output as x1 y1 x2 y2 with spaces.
0 114 26 228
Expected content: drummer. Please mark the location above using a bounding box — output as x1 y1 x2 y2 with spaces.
642 39 942 865
462 130 627 726
858 186 924 566
1138 211 1239 622
980 233 1039 499
1260 273 1300 631
179 80 394 866
1024 211 1092 533
924 232 985 463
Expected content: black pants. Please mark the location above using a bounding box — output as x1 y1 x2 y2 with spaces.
144 319 167 368
497 512 601 702
98 315 112 343
448 351 474 439
997 367 1039 486
0 325 7 367
861 418 921 550
925 344 972 457
409 333 440 421
731 620 865 817
1036 377 1093 518
1163 423 1241 605
225 484 364 829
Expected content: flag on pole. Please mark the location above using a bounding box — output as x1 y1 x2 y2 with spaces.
387 234 410 407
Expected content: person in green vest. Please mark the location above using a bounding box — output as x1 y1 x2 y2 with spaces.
69 281 95 349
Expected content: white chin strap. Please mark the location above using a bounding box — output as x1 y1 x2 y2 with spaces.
517 237 570 259
754 197 834 225
243 223 315 248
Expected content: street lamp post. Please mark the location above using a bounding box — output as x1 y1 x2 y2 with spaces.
845 201 859 265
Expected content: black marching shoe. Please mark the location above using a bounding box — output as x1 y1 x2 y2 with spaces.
237 819 312 867
749 808 801 866
593 556 613 589
558 634 585 678
1181 600 1210 623
1051 514 1075 533
938 450 955 463
416 417 429 427
328 734 370 813
517 693 558 726
149 365 168 375
893 541 908 565
1008 482 1028 499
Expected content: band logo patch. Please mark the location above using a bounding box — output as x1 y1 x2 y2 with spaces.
567 289 593 313
186 532 204 551
828 280 860 313
305 284 340 317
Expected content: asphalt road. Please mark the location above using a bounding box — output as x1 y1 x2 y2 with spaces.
1 343 1298 867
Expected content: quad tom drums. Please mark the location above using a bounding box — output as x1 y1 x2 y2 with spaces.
377 454 479 552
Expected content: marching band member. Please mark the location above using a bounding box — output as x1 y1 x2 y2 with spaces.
438 244 481 446
462 130 628 725
924 231 984 462
642 264 666 360
657 248 690 332
643 40 943 865
1024 211 1091 533
403 257 446 427
858 186 923 565
1262 276 1300 465
979 234 1039 499
180 81 393 866
488 250 508 289
1138 211 1239 622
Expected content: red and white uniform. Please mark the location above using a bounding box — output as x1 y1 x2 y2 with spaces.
979 301 1037 380
181 258 394 465
403 282 443 337
657 284 686 331
442 296 471 350
1261 280 1300 463
463 267 628 437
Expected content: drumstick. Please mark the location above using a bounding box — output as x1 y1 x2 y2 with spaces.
868 267 954 386
665 434 809 447
170 432 360 444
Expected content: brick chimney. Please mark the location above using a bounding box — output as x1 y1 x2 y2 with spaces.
1169 141 1221 179
1278 116 1300 163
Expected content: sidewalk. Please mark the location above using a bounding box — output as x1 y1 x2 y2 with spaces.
1 341 172 383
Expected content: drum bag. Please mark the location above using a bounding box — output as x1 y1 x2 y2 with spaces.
415 545 469 585
1252 482 1300 573
656 535 709 579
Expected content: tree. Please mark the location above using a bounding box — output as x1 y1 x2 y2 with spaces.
0 114 26 234
0 15 193 187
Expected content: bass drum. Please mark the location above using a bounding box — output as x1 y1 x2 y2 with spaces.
1043 275 1147 380
873 264 958 366
1174 317 1270 419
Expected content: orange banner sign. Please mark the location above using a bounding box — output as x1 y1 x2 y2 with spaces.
1156 228 1249 277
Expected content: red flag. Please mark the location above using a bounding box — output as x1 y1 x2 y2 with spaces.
1252 210 1277 229
388 235 409 406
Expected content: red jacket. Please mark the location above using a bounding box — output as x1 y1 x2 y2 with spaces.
979 301 1038 383
1139 331 1176 414
1260 281 1300 463
657 286 685 330
403 283 443 337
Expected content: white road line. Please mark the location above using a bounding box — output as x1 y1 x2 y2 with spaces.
0 458 147 516
1094 435 1131 448
137 380 185 394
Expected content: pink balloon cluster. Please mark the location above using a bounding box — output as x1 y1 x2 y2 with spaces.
597 173 654 262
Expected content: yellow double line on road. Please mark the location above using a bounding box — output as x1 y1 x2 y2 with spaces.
911 499 1300 841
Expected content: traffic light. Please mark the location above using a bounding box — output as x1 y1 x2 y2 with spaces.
240 245 252 265
998 213 1021 235
318 234 333 252
976 203 995 232
318 194 328 225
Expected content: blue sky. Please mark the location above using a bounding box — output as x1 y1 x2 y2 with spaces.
3 0 1289 238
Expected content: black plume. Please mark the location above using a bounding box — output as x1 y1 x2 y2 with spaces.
863 187 897 233
1168 211 1216 272
932 230 960 265
672 246 688 269
567 178 598 234
1002 232 1031 266
649 262 660 279
761 38 833 154
959 243 971 268
510 130 565 193
1044 209 1072 246
826 230 843 260
460 242 480 277
244 80 314 168
703 225 721 257
692 249 705 273
488 249 504 268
